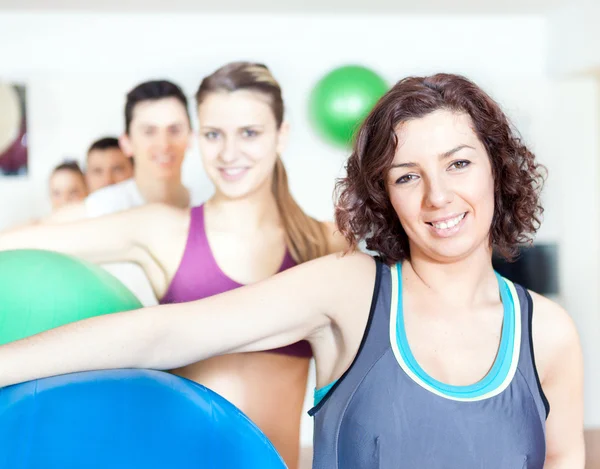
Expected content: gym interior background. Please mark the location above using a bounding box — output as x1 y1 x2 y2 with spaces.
1 0 599 467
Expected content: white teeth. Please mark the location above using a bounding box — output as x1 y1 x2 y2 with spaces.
222 168 246 175
432 213 465 230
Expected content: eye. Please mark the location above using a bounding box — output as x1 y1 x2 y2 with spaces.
395 174 419 184
204 131 220 140
241 129 258 138
449 160 471 170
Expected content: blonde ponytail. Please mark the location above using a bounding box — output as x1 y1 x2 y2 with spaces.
272 158 328 264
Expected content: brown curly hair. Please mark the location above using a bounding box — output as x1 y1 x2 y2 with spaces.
335 73 546 264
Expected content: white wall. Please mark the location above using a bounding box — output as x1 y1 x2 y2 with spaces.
3 11 595 439
548 0 600 76
553 77 600 428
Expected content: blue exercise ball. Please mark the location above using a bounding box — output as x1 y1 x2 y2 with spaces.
0 369 287 468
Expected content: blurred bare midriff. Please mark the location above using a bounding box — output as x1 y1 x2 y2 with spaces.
171 352 310 469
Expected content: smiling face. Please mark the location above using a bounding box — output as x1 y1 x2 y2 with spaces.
120 97 191 181
197 90 287 200
386 109 495 263
86 146 133 193
49 169 88 211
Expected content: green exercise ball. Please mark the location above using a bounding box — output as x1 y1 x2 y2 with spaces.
309 65 388 147
0 249 142 345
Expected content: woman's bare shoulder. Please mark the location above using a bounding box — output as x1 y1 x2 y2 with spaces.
322 221 351 254
529 291 581 384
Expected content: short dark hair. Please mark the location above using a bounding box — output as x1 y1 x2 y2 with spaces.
124 80 190 133
87 137 120 156
52 160 85 178
335 73 546 263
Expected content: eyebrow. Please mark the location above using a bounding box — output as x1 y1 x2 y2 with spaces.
200 124 265 131
139 120 186 128
391 144 475 169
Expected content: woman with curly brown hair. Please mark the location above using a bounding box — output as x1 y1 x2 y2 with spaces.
0 73 583 468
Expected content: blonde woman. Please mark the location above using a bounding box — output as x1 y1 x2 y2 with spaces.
0 62 346 468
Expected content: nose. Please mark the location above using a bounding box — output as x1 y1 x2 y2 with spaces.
94 173 111 190
218 137 237 164
156 131 171 153
424 175 453 208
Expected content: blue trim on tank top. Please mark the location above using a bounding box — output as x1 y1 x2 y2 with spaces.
395 262 515 398
314 380 337 406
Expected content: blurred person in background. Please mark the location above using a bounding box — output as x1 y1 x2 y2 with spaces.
49 160 88 211
54 80 200 222
2 79 202 307
84 136 133 194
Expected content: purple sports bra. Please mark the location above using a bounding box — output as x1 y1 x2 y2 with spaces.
160 204 312 358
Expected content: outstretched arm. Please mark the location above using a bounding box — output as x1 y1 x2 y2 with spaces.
0 202 86 234
0 204 178 265
0 253 365 388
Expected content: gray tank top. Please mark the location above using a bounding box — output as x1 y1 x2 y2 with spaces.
309 258 548 469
